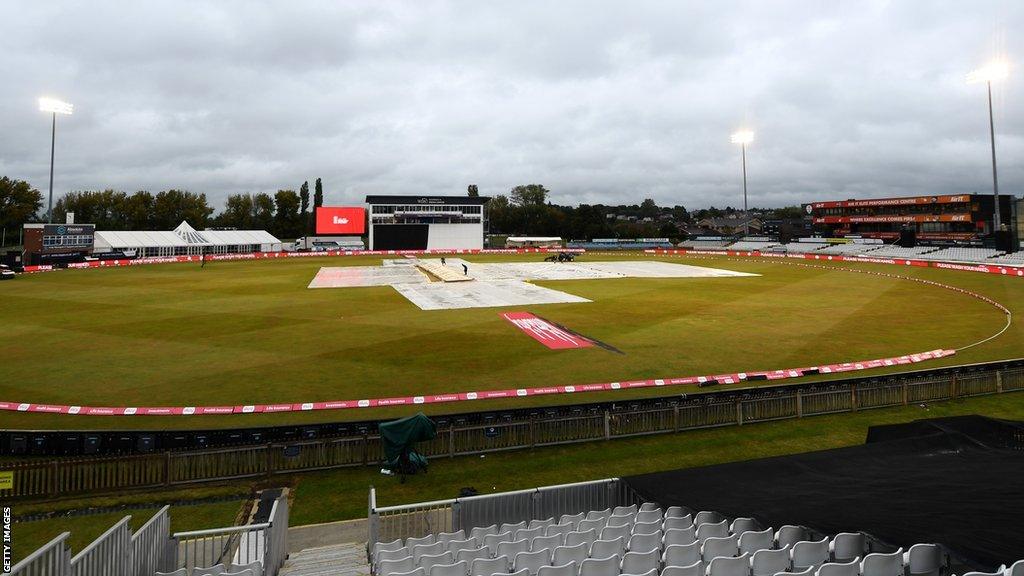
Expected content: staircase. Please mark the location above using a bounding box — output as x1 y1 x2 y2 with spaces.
279 542 370 576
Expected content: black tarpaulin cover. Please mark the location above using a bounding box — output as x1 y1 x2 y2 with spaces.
380 412 437 471
623 416 1024 571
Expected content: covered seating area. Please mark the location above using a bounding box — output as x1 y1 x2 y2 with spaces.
93 221 281 257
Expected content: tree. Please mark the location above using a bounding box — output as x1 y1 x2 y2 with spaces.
487 194 511 233
218 194 256 229
467 184 479 197
639 198 659 219
299 181 310 235
252 193 275 231
1 177 43 244
314 178 323 209
274 189 301 239
509 184 548 207
152 190 213 229
124 191 155 229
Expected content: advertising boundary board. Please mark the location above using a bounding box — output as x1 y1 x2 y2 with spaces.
0 349 957 417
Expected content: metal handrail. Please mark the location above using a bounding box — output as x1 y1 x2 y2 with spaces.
9 532 69 569
130 505 169 543
70 517 130 564
172 522 271 538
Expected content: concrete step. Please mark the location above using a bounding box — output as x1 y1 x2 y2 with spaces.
280 543 370 576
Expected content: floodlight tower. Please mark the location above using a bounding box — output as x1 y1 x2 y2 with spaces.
38 97 74 223
730 130 755 235
966 61 1009 232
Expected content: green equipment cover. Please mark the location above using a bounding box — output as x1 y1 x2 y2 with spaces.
380 412 437 474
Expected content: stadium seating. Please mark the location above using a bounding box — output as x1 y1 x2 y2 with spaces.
858 246 940 258
776 243 829 254
813 243 883 256
726 241 780 251
914 247 1005 263
987 251 1024 266
371 504 1021 576
678 240 732 250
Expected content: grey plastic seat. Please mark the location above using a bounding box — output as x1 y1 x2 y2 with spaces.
564 530 598 550
613 505 639 516
501 522 528 534
449 540 481 557
665 507 689 519
903 543 945 576
662 562 704 576
1006 559 1024 576
829 533 867 564
702 535 739 562
552 543 589 567
621 550 659 575
195 565 226 576
738 529 773 555
537 562 577 576
579 557 619 576
664 527 696 547
485 533 516 556
578 519 606 534
156 571 188 576
496 540 531 563
471 526 500 541
457 547 492 566
222 571 253 576
414 543 448 562
775 568 814 576
439 531 468 546
589 537 626 560
775 526 808 550
601 524 632 542
228 563 263 576
515 527 547 542
663 542 701 569
533 535 564 553
750 546 790 576
792 538 830 571
586 509 612 522
529 518 556 531
380 557 417 576
628 532 662 553
375 539 405 556
409 535 438 548
860 548 904 576
707 553 751 576
694 512 723 526
696 521 729 543
636 510 663 524
377 548 412 568
560 513 585 529
639 502 661 512
608 514 636 528
514 550 551 576
471 556 510 576
391 569 426 576
502 569 530 576
429 561 469 576
633 521 662 536
622 569 657 576
421 553 457 574
664 516 694 531
547 524 573 539
962 571 1006 576
729 519 759 535
816 559 860 576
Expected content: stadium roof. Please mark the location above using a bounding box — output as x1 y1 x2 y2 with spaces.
365 195 491 205
94 221 280 249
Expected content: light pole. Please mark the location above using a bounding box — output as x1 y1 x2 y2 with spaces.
730 130 755 235
38 97 74 224
967 61 1009 233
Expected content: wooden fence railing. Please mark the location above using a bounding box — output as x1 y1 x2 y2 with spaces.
3 365 1022 500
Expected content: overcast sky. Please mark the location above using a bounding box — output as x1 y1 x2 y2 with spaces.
1 1 1021 210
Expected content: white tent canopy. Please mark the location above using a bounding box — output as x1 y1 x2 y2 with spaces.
94 221 281 257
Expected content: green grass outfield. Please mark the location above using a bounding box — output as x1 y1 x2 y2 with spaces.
1 252 1022 430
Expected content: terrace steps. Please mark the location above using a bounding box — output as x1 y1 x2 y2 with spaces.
279 542 370 576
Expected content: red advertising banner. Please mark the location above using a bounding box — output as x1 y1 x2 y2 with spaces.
808 195 971 209
316 207 366 235
812 214 972 224
501 312 595 349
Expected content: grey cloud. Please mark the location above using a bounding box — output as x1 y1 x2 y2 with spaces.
0 0 1021 211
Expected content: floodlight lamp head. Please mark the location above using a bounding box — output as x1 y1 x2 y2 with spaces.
39 97 73 115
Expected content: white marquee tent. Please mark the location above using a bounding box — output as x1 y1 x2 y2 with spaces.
93 221 281 257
